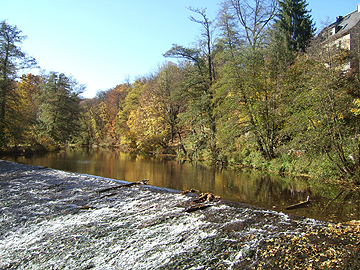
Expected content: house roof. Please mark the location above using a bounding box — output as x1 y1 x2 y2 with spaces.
318 6 360 41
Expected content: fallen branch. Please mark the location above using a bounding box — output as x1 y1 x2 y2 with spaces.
324 188 344 209
34 166 49 170
181 189 198 195
192 192 221 204
96 179 149 193
79 205 94 210
100 192 118 199
285 196 311 210
185 204 212 213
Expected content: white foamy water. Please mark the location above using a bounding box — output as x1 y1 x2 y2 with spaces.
0 160 325 269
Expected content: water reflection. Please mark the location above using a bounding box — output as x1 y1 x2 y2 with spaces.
5 147 359 222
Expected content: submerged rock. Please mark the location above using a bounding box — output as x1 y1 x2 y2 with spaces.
0 160 359 269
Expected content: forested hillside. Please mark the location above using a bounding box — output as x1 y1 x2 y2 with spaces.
1 0 360 182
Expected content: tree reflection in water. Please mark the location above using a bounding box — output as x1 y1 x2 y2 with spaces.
5 147 359 222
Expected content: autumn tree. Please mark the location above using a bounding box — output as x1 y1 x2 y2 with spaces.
164 8 219 161
215 0 281 162
153 62 186 145
127 79 169 153
89 84 129 146
11 73 42 145
89 91 110 144
117 78 147 149
126 62 186 154
0 21 36 147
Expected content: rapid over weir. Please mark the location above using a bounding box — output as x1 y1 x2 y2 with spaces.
1 160 359 269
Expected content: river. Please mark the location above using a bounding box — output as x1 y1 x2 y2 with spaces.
3 147 359 222
2 159 358 269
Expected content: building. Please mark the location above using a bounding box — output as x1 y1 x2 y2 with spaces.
318 4 360 70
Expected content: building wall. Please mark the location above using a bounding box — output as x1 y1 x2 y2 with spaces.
349 22 360 70
327 33 351 50
349 22 360 51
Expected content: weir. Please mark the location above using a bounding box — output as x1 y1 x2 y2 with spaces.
0 160 357 269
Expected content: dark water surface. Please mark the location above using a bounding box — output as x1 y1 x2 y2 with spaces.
3 147 359 222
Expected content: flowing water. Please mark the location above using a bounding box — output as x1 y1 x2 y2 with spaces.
0 160 333 269
3 147 360 222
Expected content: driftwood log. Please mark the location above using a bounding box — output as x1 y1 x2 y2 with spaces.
99 192 118 199
285 196 311 210
180 189 198 195
182 192 221 204
79 205 94 210
185 204 212 213
96 179 149 193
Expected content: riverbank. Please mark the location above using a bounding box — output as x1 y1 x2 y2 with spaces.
0 160 359 269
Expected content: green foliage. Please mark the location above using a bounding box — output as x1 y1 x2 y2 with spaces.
4 2 360 183
37 72 83 145
282 44 360 181
276 0 316 52
76 99 98 146
307 154 341 180
163 7 220 161
242 149 265 168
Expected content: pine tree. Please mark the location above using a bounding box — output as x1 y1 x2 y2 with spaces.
276 0 315 52
37 72 84 145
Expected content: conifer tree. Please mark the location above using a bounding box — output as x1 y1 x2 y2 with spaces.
276 0 315 52
37 72 84 145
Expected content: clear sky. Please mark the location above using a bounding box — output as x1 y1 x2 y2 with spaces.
1 0 360 98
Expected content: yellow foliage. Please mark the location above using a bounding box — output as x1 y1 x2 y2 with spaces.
351 99 360 116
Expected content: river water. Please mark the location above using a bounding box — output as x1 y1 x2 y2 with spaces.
6 160 355 269
3 147 359 222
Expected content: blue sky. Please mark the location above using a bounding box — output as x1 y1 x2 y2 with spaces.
1 0 359 98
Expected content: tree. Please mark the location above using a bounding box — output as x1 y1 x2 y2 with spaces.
228 0 277 49
89 84 129 146
164 7 215 83
189 7 216 83
126 62 187 154
0 21 36 147
152 62 186 144
77 98 98 146
37 72 84 146
164 8 220 161
276 0 315 52
127 80 170 154
215 1 282 161
117 78 147 148
12 73 42 145
216 2 243 54
283 41 360 181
